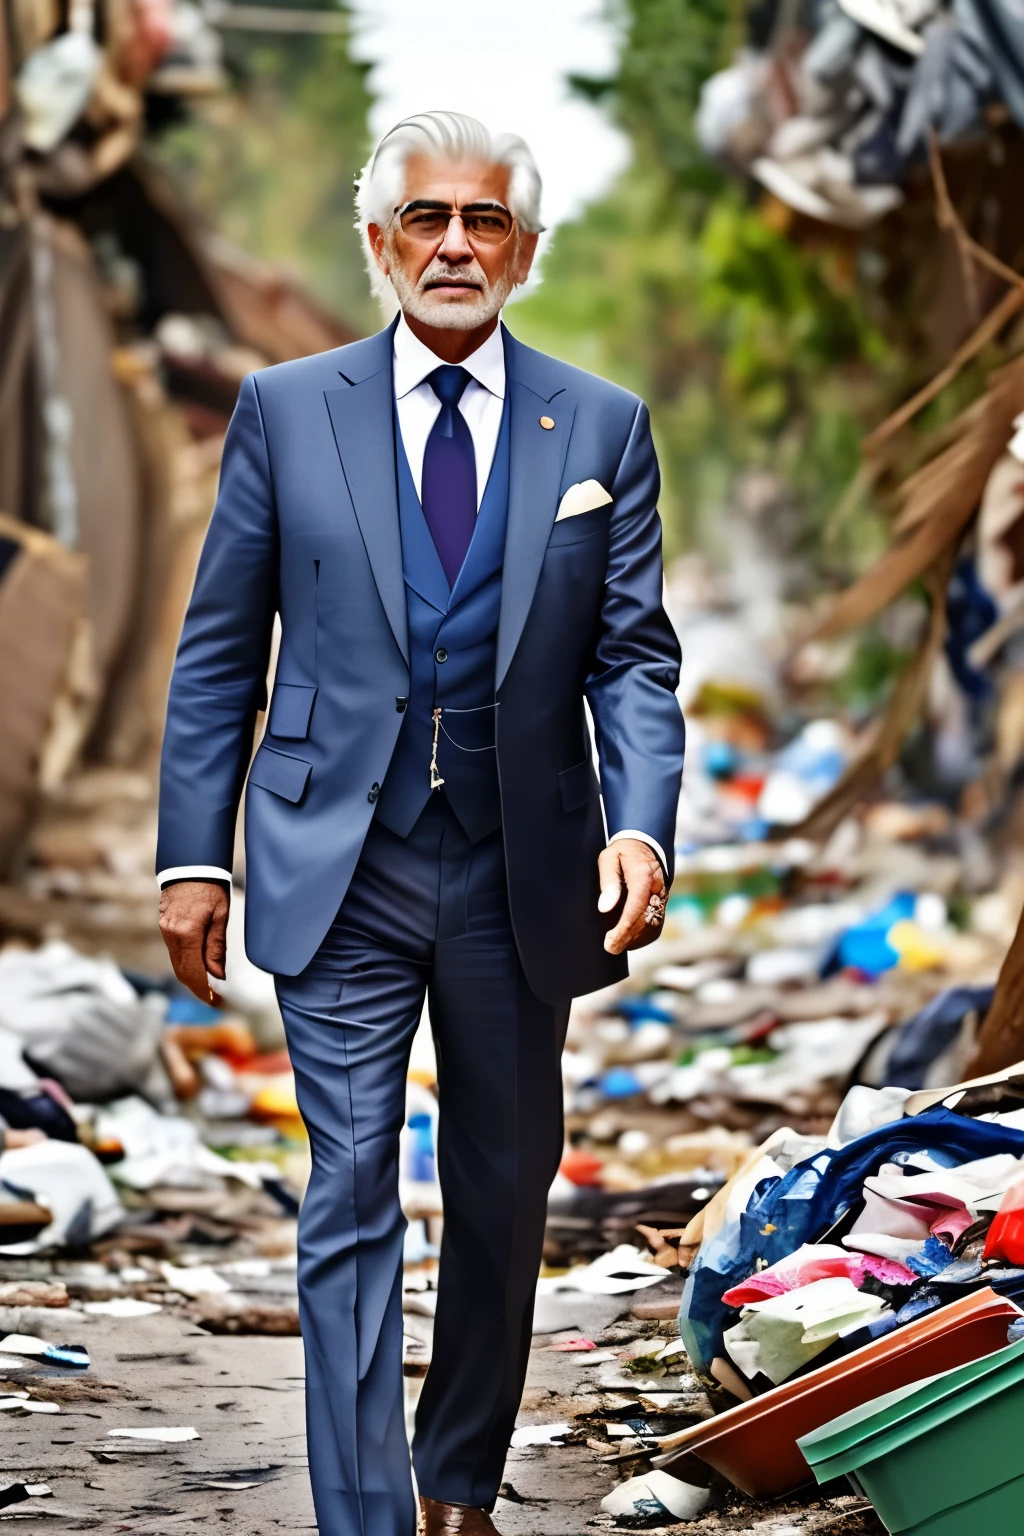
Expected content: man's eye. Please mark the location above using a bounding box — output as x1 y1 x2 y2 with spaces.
406 213 448 235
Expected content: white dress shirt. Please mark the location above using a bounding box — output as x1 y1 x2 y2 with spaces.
157 317 666 887
393 312 505 503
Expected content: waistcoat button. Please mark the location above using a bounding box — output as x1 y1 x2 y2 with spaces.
435 648 448 664
367 782 380 803
395 696 408 713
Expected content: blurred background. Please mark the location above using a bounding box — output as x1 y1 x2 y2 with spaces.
5 1 1024 1526
6 0 1024 900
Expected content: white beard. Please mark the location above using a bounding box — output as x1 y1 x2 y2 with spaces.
387 247 516 331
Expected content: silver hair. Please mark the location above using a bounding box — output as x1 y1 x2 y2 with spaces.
355 110 544 299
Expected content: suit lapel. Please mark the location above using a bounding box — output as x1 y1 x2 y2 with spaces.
496 334 575 689
323 322 409 664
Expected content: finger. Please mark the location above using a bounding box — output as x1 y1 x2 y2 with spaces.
179 939 216 1003
604 861 653 954
163 920 216 1003
203 910 228 982
597 847 624 914
626 898 666 951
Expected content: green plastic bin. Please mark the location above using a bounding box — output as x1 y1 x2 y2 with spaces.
797 1335 1024 1534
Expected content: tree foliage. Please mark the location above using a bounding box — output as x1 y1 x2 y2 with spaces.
156 8 376 333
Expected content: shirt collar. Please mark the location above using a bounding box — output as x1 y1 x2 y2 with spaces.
393 312 506 402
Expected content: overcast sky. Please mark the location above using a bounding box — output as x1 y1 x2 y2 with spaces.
347 0 630 240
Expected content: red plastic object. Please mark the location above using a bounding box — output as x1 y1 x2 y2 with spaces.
559 1149 605 1187
661 1288 1021 1498
983 1175 1024 1266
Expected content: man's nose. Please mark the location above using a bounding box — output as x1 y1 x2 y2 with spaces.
437 214 474 263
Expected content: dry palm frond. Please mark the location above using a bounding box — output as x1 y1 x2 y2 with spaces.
805 353 1024 644
792 542 956 840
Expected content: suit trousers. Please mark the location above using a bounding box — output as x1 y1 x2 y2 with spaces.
275 794 569 1536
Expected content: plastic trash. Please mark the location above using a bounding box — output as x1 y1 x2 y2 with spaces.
509 1422 570 1447
0 1139 123 1251
108 1426 201 1442
797 1336 1024 1532
836 892 917 975
406 1112 437 1183
0 1336 88 1368
661 1289 1021 1498
984 1174 1024 1266
82 1298 163 1318
0 1396 59 1414
159 1262 232 1297
15 32 102 154
536 1244 667 1296
601 1469 711 1522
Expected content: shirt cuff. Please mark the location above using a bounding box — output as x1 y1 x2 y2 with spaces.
609 830 669 878
157 866 233 889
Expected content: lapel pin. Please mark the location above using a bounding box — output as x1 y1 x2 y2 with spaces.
539 416 555 430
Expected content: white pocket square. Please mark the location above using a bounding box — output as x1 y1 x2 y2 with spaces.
555 479 613 521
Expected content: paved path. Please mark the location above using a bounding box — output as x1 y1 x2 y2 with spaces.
3 1306 884 1535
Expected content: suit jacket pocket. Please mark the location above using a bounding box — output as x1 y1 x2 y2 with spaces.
559 758 597 813
248 744 312 803
268 682 318 740
547 504 611 547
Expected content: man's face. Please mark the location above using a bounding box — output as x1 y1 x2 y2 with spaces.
369 153 538 331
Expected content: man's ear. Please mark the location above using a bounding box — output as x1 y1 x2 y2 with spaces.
367 222 390 276
513 230 540 288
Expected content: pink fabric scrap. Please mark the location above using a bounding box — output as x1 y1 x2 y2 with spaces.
722 1252 916 1308
929 1207 975 1244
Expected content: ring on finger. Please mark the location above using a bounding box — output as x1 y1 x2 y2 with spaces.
643 894 666 927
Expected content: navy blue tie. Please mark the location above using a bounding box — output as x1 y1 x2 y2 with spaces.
422 366 477 588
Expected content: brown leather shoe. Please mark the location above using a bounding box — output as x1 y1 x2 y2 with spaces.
419 1496 500 1534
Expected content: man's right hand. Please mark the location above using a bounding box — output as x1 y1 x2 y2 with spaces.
158 881 230 1003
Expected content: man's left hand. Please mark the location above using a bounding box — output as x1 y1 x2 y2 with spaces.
598 839 667 954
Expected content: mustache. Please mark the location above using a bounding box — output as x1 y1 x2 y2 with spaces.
419 261 488 292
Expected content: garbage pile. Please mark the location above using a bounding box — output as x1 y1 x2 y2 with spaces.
536 547 1024 1526
0 0 356 929
549 707 1013 1278
591 1066 1024 1530
0 935 313 1334
695 0 1024 225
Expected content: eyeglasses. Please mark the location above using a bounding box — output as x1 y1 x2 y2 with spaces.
395 201 515 246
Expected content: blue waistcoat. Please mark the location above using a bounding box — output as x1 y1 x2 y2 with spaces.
373 395 511 843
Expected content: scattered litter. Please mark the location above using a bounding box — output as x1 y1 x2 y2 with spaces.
82 1300 162 1318
107 1426 200 1442
0 1396 60 1414
159 1262 233 1297
509 1422 572 1447
537 1246 667 1296
0 1483 52 1509
0 1337 89 1368
601 1469 712 1522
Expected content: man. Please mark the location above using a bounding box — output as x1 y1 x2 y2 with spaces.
157 111 685 1536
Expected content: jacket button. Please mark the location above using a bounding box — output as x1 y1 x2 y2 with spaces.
395 696 408 713
367 782 380 803
435 648 448 664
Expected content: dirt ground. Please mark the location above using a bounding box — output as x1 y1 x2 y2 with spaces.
0 1302 886 1535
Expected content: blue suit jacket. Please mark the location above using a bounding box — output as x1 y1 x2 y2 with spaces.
157 320 685 1002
